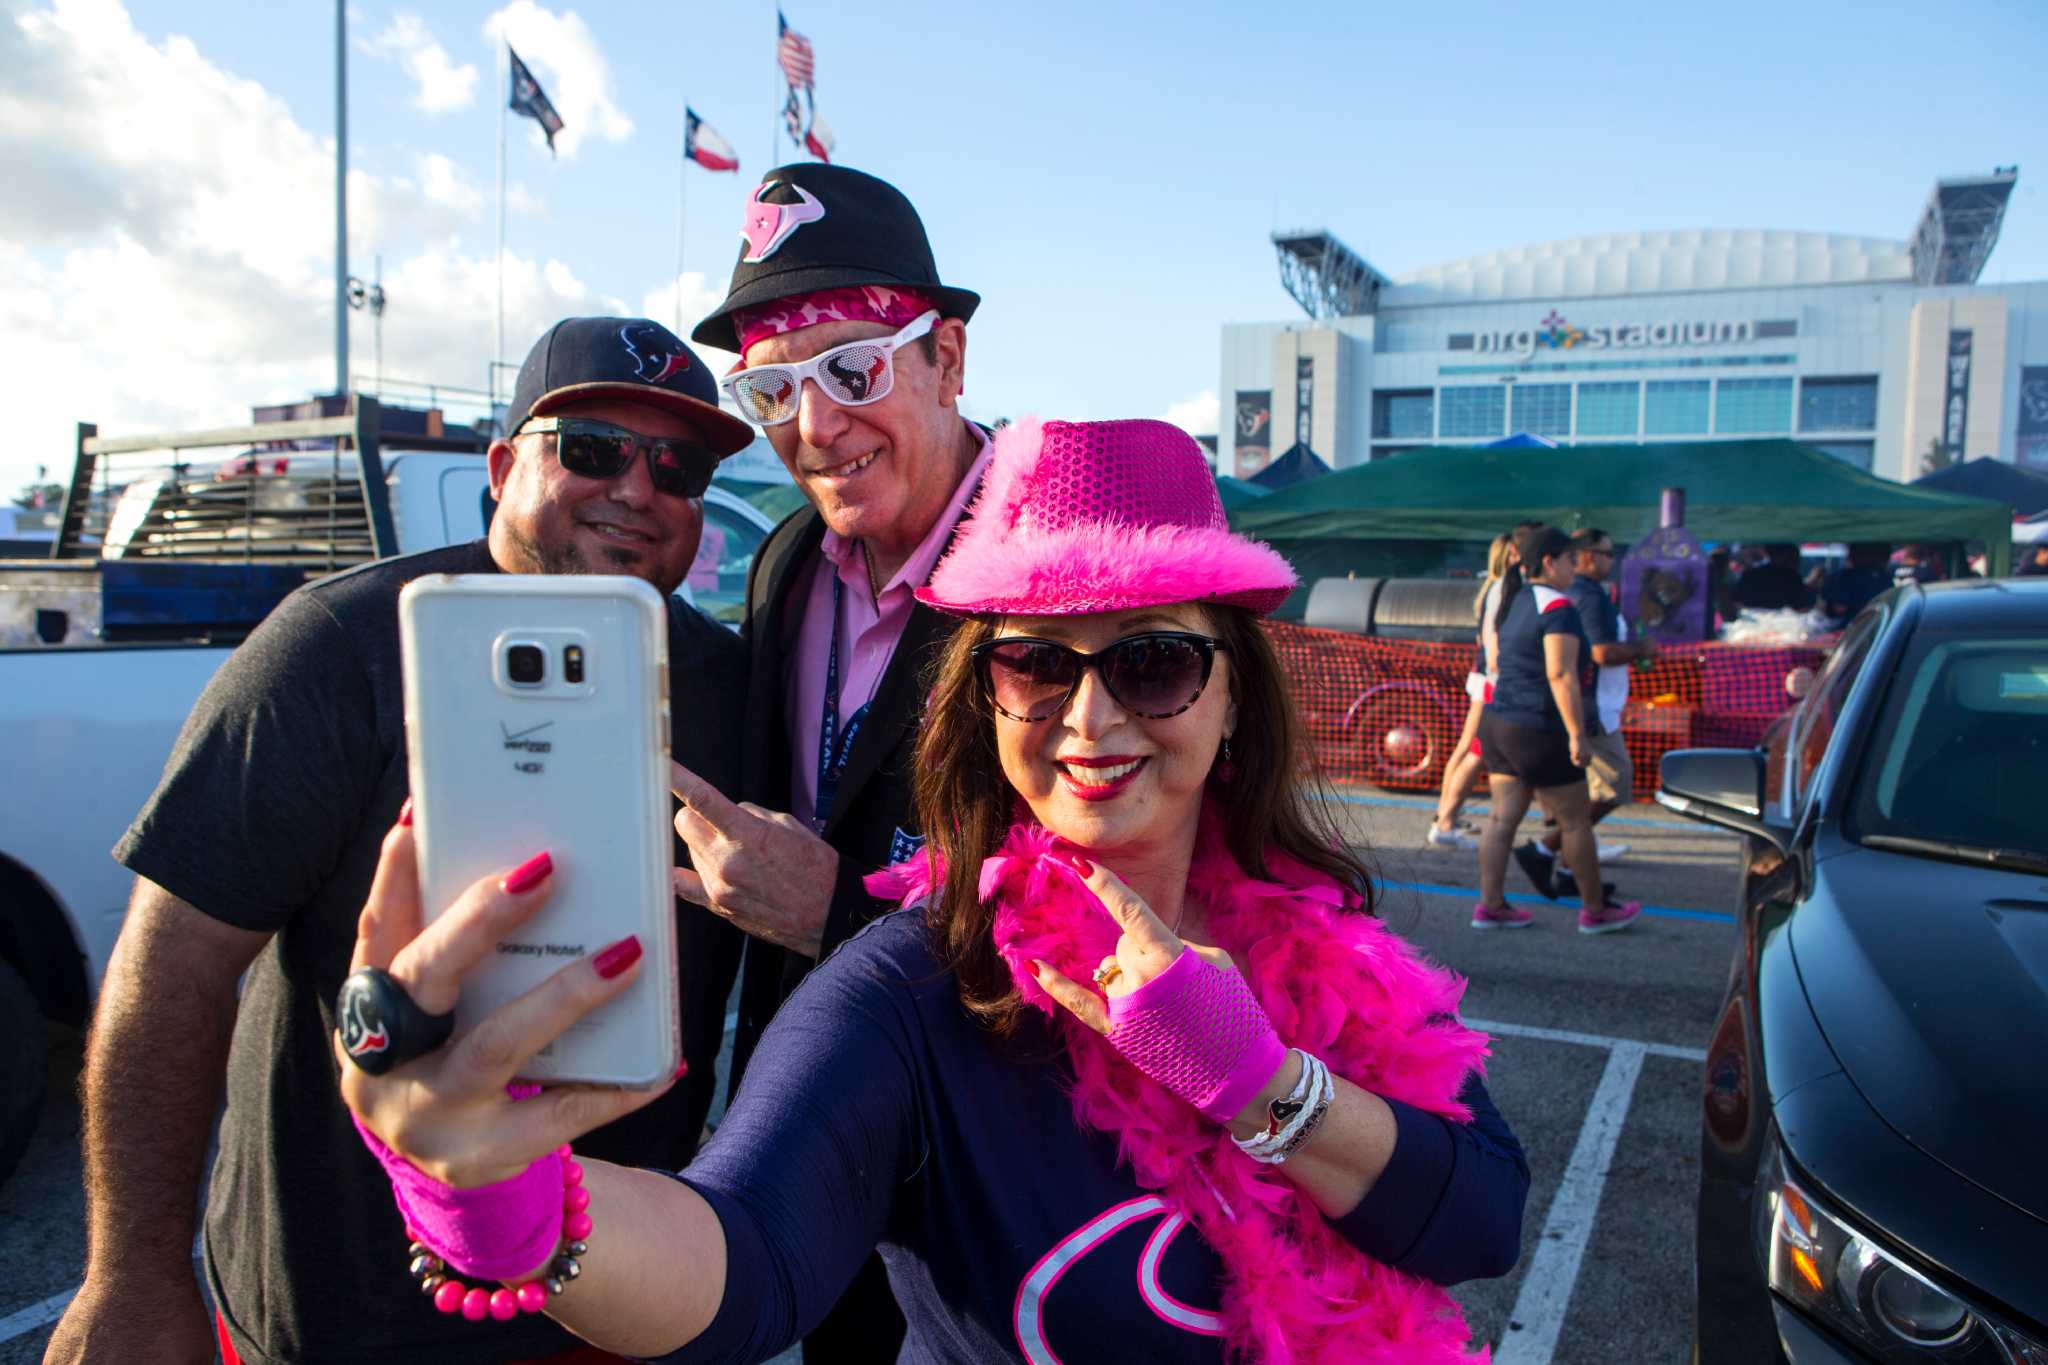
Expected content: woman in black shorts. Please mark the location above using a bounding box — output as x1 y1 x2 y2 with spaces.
1472 526 1641 934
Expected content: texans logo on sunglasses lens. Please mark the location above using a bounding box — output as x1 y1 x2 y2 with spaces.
971 633 1226 722
532 418 716 499
722 310 938 427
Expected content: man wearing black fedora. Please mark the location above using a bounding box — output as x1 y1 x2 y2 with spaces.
665 163 987 1358
52 319 754 1365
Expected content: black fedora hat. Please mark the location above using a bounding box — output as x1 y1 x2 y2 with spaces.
692 163 980 354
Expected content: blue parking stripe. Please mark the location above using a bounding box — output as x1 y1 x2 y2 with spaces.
1322 789 1735 835
1374 877 1736 925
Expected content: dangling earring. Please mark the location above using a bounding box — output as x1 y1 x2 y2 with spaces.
1216 736 1236 784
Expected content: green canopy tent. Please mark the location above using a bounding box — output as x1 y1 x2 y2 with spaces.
1216 474 1271 511
1231 439 2014 596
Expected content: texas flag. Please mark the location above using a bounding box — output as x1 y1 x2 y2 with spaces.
684 108 739 173
803 108 834 164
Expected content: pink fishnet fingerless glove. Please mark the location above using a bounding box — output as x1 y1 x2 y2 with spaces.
1105 948 1289 1124
352 1114 563 1282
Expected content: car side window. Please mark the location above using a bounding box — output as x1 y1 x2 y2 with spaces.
1787 609 1881 812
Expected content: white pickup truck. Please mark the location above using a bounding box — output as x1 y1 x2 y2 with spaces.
0 401 773 1182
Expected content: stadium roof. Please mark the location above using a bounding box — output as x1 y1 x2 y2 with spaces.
1383 229 1914 306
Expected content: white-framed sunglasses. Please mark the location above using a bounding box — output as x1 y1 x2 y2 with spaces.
720 310 939 427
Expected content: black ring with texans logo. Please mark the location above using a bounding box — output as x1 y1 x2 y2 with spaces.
336 967 455 1076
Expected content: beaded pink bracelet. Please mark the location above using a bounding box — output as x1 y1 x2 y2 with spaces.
405 1145 595 1322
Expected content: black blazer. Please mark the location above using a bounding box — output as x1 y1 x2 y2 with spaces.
711 503 964 1090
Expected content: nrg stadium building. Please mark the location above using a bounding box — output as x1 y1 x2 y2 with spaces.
1219 169 2048 483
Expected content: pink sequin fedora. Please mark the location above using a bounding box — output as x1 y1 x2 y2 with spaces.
917 417 1297 618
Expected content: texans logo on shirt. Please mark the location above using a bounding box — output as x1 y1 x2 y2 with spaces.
1014 1196 1224 1360
619 322 692 385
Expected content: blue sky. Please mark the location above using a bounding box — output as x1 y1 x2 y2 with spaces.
4 0 2045 495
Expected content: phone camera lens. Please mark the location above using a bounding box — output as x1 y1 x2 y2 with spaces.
507 643 546 686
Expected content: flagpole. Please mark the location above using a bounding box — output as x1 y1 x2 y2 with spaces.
675 111 688 335
334 0 349 398
494 41 507 411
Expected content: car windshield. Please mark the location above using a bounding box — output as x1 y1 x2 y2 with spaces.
1846 631 2048 860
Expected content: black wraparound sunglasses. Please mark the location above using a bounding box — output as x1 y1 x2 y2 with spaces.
518 417 718 499
970 632 1227 722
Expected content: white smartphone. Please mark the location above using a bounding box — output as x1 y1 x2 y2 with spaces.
399 573 678 1087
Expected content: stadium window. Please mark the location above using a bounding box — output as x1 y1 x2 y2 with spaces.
1798 376 1878 432
1714 377 1793 434
1576 381 1639 437
1643 380 1711 435
1372 389 1434 440
1809 441 1874 470
1438 385 1505 439
1510 383 1571 436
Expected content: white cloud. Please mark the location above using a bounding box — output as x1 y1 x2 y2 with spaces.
1162 389 1220 436
637 272 738 371
0 0 630 495
483 2 632 160
365 13 477 114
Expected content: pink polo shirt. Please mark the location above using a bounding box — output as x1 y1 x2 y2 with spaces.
785 427 993 830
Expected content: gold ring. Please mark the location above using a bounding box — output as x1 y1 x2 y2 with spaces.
1092 962 1121 987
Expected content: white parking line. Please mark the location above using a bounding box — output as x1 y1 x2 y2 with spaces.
0 1289 78 1345
1494 1041 1648 1365
1467 1015 1707 1064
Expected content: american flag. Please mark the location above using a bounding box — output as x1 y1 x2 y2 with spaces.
776 11 814 90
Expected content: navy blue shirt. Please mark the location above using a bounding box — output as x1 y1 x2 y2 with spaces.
1489 584 1587 734
657 911 1527 1363
1567 575 1620 735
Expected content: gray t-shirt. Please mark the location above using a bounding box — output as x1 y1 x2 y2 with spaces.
115 539 746 1365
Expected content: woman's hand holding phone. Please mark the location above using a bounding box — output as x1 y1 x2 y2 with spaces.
335 813 679 1191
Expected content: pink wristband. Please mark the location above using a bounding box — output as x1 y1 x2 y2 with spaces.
352 1114 564 1282
1105 948 1289 1125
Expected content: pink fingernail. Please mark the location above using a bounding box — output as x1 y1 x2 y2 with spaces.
503 851 552 895
593 935 642 979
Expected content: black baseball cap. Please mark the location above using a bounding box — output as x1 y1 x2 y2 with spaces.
506 317 754 457
693 164 980 354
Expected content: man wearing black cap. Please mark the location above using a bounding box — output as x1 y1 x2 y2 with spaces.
49 320 752 1365
664 162 984 1358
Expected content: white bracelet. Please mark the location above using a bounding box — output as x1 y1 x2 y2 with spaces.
1233 1051 1331 1165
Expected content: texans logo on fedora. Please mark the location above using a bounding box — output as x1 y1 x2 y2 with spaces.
741 181 826 264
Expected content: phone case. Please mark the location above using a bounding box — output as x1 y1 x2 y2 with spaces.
399 573 677 1086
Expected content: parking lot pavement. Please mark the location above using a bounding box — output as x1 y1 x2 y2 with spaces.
1329 788 1738 1364
1 790 1740 1365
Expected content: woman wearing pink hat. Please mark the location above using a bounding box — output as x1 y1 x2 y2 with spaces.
335 419 1527 1362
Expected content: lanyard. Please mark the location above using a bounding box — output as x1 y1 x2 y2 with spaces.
814 574 871 834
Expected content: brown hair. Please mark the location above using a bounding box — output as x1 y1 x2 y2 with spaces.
910 605 1375 1035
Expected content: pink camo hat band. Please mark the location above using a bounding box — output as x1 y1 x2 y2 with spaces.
917 418 1298 619
734 285 939 355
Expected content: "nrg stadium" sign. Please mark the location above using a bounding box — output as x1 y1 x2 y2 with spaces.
1452 310 1777 360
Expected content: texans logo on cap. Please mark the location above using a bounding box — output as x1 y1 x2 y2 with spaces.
619 322 693 384
741 181 826 263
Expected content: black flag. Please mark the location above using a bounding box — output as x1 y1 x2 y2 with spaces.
507 46 564 155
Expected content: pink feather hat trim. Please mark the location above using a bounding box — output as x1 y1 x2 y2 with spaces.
916 417 1298 617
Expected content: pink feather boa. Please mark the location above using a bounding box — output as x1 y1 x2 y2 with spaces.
869 809 1494 1363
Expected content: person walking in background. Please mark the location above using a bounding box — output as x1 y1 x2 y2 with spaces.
1426 529 1519 850
1822 542 1893 623
1513 528 1656 902
1472 526 1641 934
1730 542 1816 612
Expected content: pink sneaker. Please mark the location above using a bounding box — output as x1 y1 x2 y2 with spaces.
1470 902 1535 930
1577 900 1643 935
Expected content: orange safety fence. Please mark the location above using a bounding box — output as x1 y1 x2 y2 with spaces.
1263 620 1830 801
